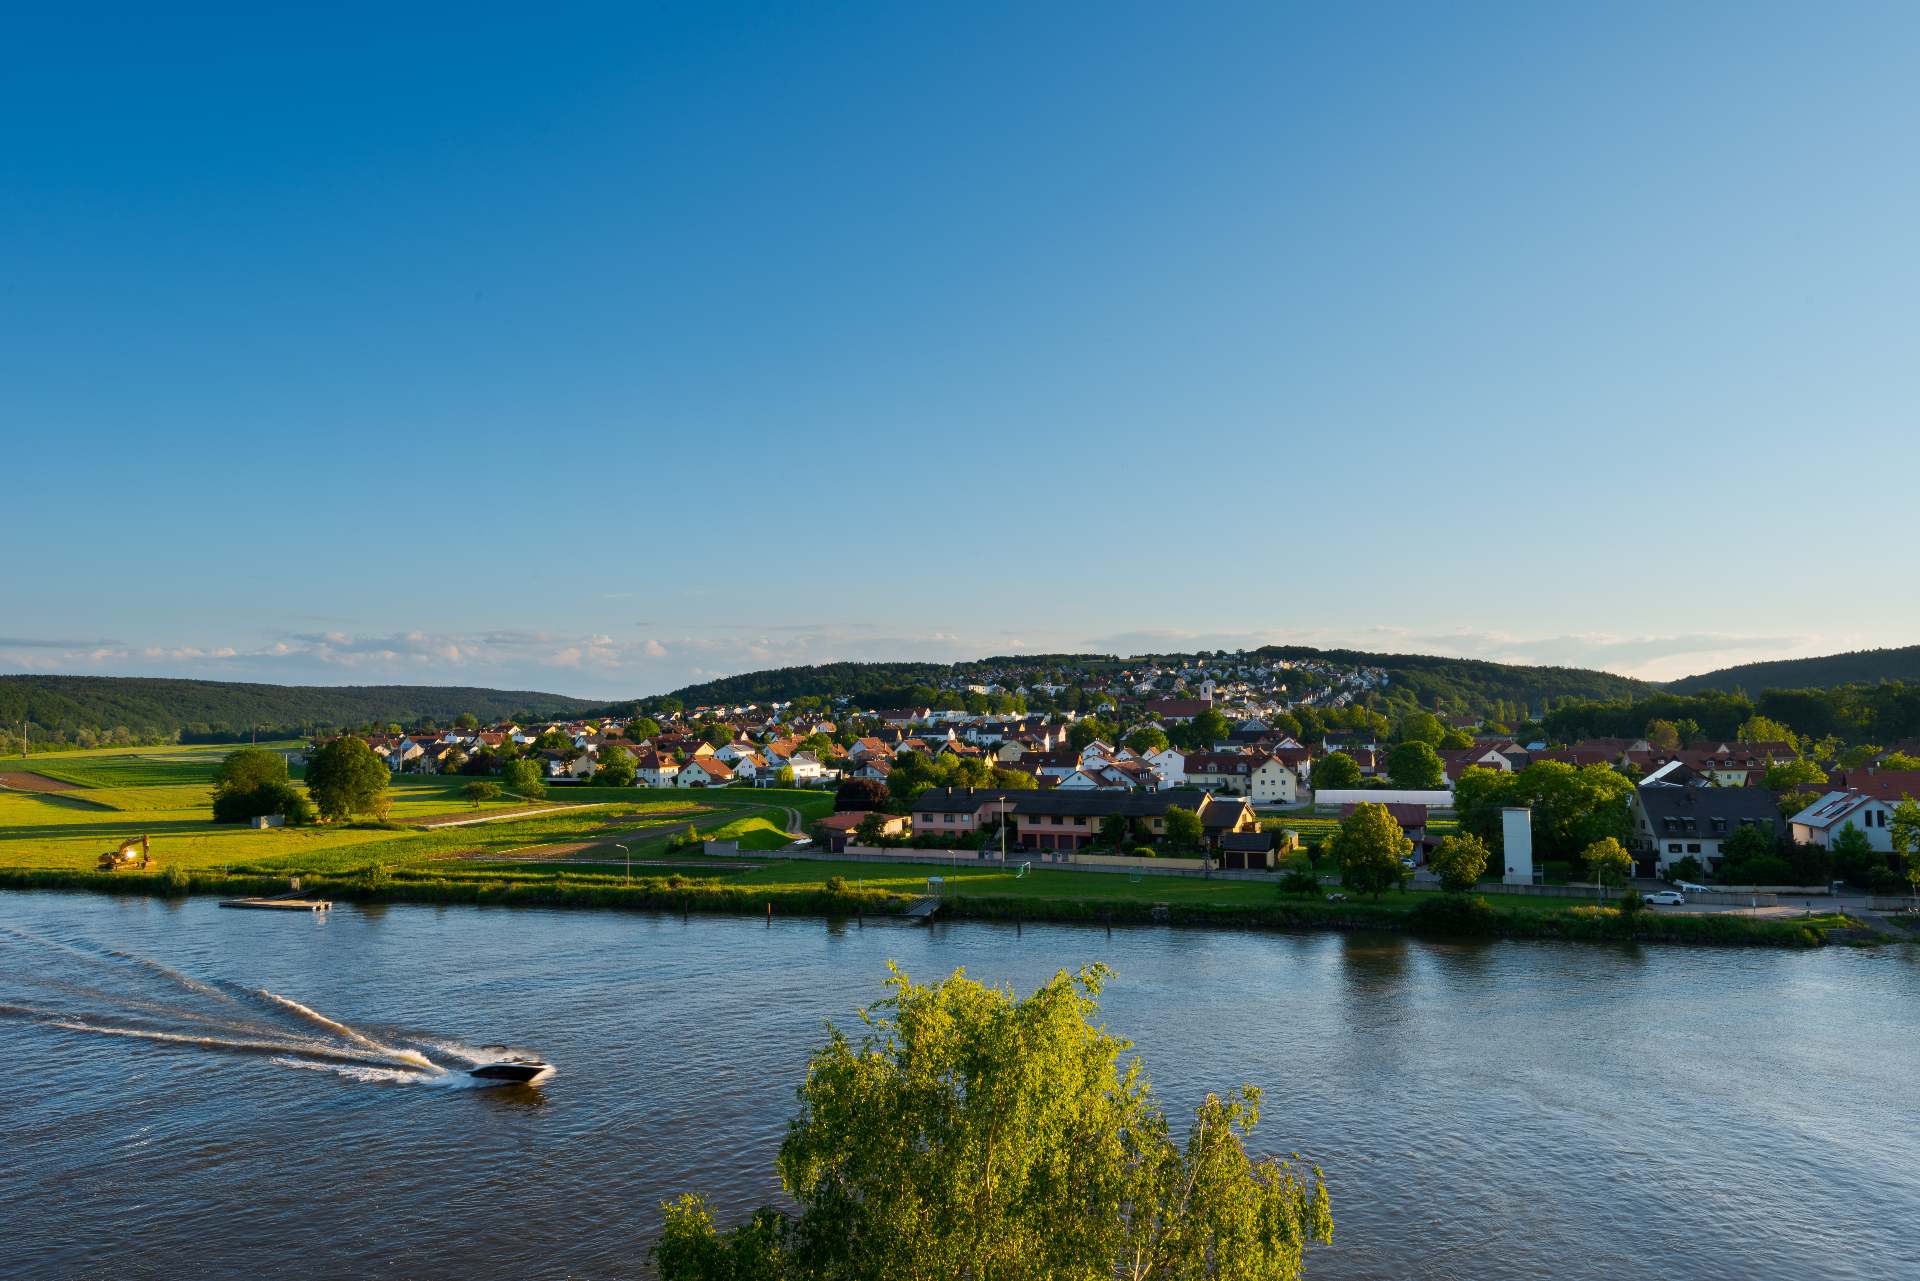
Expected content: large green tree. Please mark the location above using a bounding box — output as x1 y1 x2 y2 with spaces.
304 736 389 823
654 965 1332 1281
1163 805 1204 850
1311 751 1362 792
1386 741 1444 790
594 744 636 787
1428 832 1490 895
1333 803 1411 900
1454 762 1632 860
1580 837 1634 898
502 757 547 799
1891 798 1920 901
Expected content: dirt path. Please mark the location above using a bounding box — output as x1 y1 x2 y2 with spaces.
0 771 80 793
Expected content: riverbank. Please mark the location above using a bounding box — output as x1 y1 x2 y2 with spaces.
0 865 1856 948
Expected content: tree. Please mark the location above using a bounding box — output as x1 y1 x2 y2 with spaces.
1736 715 1798 748
502 757 547 799
454 712 479 730
595 745 636 787
1333 803 1411 900
776 765 797 787
1395 711 1444 747
1163 805 1204 850
1123 725 1169 755
210 748 312 825
1891 798 1920 901
1439 727 1475 750
835 777 889 812
215 747 288 796
1837 744 1882 771
1644 719 1681 751
1764 759 1827 795
1186 707 1232 748
463 780 502 807
1066 717 1117 753
1830 823 1878 887
627 717 663 741
1580 837 1633 899
853 812 891 845
654 965 1331 1281
1099 813 1131 848
304 736 390 823
1312 751 1362 792
535 729 569 751
1386 741 1444 790
1880 751 1920 771
1428 833 1490 894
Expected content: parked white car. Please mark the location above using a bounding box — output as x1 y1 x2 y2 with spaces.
1674 880 1709 894
1643 890 1686 906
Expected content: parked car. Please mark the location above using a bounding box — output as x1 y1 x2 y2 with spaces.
1644 890 1686 906
1325 892 1348 903
1674 880 1709 894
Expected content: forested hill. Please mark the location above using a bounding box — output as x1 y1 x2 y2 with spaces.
1248 646 1656 705
0 675 596 745
1666 646 1920 694
662 647 1656 711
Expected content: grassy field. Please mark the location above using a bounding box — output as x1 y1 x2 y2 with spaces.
0 745 834 874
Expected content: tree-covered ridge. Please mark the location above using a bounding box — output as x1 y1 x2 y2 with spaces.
1250 646 1656 706
662 645 1656 712
1666 645 1920 694
0 675 596 747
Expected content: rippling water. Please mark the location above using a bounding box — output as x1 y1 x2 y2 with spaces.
2 892 1914 1279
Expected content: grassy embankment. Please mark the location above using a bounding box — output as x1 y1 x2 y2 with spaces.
0 746 1850 947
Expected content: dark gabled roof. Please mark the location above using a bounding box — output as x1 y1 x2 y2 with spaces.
910 787 1022 813
1010 787 1212 819
1635 783 1782 829
1219 831 1272 852
1202 797 1255 828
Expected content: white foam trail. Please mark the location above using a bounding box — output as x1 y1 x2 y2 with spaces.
269 1057 456 1086
47 1020 436 1071
256 991 442 1071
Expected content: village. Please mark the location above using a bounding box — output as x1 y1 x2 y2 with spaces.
333 652 1920 894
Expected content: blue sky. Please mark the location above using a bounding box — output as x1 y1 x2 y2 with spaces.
6 2 1918 697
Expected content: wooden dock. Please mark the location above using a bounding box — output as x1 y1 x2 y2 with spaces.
902 896 943 922
218 896 332 912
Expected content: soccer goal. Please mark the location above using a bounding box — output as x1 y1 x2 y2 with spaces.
1016 861 1031 879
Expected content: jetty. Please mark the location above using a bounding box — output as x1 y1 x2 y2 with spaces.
219 879 331 912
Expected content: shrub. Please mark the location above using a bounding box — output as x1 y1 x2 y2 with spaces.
1666 855 1705 885
1279 870 1321 897
161 865 192 896
1618 887 1645 916
825 876 849 893
360 862 392 892
1406 894 1500 936
1129 845 1158 859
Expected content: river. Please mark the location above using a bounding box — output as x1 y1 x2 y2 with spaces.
1 892 1914 1279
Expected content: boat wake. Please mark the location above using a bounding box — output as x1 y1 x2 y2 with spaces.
0 926 536 1087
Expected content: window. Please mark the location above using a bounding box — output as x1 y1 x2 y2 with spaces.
1710 818 1728 835
1687 843 1701 853
1667 843 1682 854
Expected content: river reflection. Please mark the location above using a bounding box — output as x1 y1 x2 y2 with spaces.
1 893 1914 1281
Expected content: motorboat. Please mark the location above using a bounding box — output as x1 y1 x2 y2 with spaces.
468 1057 554 1086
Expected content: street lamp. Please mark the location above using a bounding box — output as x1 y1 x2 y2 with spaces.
615 842 630 883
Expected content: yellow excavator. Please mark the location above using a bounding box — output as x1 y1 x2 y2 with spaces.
98 834 152 871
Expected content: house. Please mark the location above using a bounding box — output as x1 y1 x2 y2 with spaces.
677 756 736 788
541 750 595 780
815 810 911 853
1183 752 1255 795
1247 756 1302 804
1145 697 1212 724
1439 746 1515 783
1825 769 1920 805
635 751 681 788
1198 796 1261 850
854 758 893 783
1147 747 1186 788
1789 791 1901 854
909 787 1024 843
1629 781 1784 875
786 752 835 784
